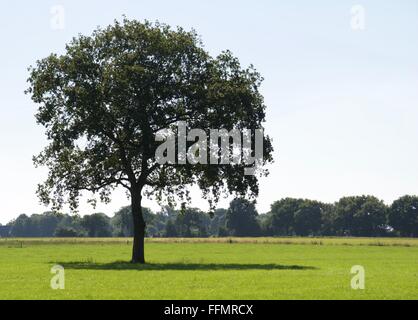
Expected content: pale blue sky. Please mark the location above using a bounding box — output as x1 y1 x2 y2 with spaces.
1 0 417 223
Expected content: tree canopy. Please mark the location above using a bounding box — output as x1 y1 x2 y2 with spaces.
226 199 260 237
389 195 418 237
26 19 273 262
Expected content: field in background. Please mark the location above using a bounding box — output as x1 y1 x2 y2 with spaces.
3 237 418 247
1 238 417 300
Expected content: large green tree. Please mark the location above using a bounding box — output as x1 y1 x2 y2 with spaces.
80 213 112 237
268 198 304 236
26 19 273 263
293 200 324 236
174 208 209 237
389 195 418 237
225 199 261 237
334 196 387 237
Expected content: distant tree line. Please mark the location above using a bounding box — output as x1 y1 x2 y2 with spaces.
1 195 418 238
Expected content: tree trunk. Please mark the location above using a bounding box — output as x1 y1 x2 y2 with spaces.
131 192 146 264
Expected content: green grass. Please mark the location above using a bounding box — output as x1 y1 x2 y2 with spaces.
0 238 417 300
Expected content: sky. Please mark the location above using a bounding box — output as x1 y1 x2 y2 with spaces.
0 0 417 223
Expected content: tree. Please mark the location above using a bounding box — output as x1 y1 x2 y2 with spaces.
268 198 304 236
0 225 11 238
225 199 261 237
111 206 159 237
389 196 418 237
80 213 112 237
163 220 177 237
218 226 229 237
334 196 387 237
175 208 208 237
111 206 134 237
31 212 63 237
10 214 36 237
293 200 323 236
54 226 83 237
147 211 170 237
208 208 227 236
320 203 337 236
26 19 273 263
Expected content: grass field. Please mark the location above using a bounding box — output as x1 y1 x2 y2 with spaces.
1 237 417 300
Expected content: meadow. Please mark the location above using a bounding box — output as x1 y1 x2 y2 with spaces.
0 237 417 300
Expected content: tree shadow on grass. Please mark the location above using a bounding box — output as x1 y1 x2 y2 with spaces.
54 261 317 272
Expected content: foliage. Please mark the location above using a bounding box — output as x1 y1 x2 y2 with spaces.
80 213 112 237
26 18 274 262
54 227 84 237
268 198 304 236
333 196 388 237
5 195 418 238
26 18 273 216
389 195 418 237
225 199 260 237
293 200 323 236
